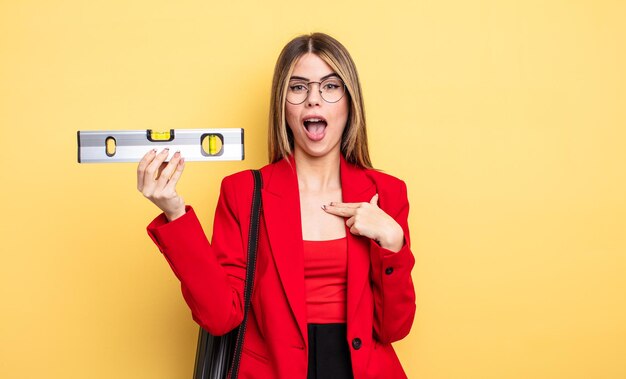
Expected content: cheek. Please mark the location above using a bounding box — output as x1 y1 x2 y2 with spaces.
285 105 299 131
335 100 349 126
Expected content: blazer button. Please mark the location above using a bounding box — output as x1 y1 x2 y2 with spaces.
385 267 394 275
352 338 362 350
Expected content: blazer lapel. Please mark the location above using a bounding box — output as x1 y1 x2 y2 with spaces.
261 157 308 343
261 156 376 342
340 157 376 327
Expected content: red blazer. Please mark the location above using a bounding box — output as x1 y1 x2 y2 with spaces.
147 156 416 378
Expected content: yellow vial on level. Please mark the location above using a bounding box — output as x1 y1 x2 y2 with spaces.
149 130 171 141
208 135 218 155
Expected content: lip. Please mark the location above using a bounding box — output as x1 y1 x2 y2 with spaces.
301 114 327 123
301 114 327 142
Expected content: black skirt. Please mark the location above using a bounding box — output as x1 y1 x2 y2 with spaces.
307 323 354 379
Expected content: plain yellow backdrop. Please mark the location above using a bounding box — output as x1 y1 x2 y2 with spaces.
1 1 625 378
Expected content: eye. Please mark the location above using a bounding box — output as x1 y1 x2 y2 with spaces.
322 80 343 91
289 83 308 92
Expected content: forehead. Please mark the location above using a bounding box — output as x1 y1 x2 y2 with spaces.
291 53 335 80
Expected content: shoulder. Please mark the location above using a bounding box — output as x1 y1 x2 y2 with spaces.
364 168 410 219
216 162 278 217
364 168 407 193
220 160 281 191
221 170 254 190
364 168 409 213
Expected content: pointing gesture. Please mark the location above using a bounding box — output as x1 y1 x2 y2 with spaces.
323 194 404 253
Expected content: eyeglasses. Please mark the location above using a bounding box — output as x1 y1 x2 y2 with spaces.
286 77 346 105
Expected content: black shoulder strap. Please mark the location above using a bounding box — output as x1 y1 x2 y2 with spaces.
229 169 263 379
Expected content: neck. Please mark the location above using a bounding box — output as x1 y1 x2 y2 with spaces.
293 150 341 192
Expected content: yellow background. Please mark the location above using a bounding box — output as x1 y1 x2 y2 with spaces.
1 1 625 378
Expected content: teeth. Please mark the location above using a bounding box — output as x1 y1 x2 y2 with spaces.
305 118 323 122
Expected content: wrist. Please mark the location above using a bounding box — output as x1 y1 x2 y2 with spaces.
378 224 404 253
165 207 186 222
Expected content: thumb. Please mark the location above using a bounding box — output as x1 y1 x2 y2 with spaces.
370 193 379 206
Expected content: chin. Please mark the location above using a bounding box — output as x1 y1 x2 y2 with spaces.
296 142 341 159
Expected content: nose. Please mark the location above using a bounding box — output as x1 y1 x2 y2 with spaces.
305 83 322 107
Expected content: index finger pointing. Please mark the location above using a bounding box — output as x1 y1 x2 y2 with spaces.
328 202 362 209
323 204 357 218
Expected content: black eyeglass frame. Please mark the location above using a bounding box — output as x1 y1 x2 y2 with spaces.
285 78 347 105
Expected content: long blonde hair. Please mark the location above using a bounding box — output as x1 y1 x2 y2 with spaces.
268 33 372 168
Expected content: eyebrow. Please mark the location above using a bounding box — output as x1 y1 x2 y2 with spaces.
289 73 339 82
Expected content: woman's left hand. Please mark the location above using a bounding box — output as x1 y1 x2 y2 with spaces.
323 194 404 253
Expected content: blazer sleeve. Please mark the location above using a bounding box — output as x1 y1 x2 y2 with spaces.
146 175 248 336
369 178 416 344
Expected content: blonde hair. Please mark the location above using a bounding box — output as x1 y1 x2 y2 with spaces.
268 33 372 168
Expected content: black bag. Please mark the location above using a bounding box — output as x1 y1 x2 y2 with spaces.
193 170 263 379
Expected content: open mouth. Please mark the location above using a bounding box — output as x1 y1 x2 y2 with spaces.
303 117 327 140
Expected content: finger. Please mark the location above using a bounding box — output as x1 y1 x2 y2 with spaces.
349 224 361 236
137 149 157 191
328 201 361 209
155 152 182 191
163 157 185 192
157 162 167 179
370 193 379 206
346 216 355 228
145 148 170 180
142 148 170 194
323 204 357 218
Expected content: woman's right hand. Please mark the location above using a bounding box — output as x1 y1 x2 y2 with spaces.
137 148 186 222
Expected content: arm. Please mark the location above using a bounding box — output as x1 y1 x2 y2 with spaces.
324 179 416 343
368 180 416 343
146 177 248 335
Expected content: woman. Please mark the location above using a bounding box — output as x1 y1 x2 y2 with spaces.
137 33 416 379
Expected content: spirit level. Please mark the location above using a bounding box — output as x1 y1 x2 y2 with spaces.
77 129 244 163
